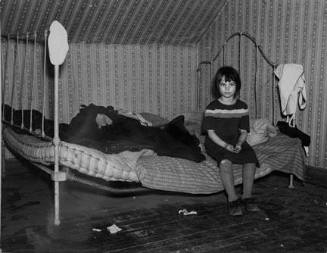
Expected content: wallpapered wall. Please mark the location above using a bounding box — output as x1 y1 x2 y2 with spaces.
2 41 198 123
197 0 327 169
2 0 326 169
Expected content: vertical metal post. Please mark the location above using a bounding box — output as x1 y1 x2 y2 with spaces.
254 45 258 118
0 23 3 253
209 63 213 100
288 174 295 189
238 33 241 74
42 31 48 138
10 35 19 125
20 34 28 129
2 34 10 120
53 65 60 225
272 66 276 125
222 44 225 65
29 33 37 133
196 68 200 111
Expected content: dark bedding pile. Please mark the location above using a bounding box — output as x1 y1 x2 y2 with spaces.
3 104 205 162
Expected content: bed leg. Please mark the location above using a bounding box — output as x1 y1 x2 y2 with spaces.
52 171 67 226
288 174 295 189
54 181 60 225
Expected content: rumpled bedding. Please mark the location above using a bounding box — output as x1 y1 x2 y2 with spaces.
3 104 205 162
247 119 278 146
3 106 306 193
137 133 305 194
3 127 153 181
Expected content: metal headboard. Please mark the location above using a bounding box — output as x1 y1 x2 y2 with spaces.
197 32 278 124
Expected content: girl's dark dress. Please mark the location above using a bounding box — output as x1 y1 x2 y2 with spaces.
203 99 259 166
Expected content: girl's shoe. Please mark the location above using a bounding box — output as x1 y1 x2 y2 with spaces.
242 197 261 212
228 199 243 216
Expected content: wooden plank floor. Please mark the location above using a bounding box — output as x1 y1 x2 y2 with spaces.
2 160 327 253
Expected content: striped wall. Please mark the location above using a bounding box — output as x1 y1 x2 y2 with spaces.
2 0 326 169
2 40 198 123
197 0 327 169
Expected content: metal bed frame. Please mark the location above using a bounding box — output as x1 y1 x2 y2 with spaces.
1 27 297 228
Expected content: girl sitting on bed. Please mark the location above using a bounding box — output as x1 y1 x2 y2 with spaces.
202 66 260 216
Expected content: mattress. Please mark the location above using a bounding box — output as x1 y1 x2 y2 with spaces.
3 127 141 182
3 127 306 194
136 133 306 194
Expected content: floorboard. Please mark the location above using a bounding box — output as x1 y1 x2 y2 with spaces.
2 160 327 252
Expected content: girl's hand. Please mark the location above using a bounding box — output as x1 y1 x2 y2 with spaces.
225 144 237 153
234 144 242 153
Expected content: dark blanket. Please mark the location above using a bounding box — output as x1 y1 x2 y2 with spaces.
3 104 205 162
2 104 68 138
276 121 310 146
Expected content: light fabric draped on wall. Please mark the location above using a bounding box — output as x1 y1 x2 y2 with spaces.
2 41 198 123
197 0 327 169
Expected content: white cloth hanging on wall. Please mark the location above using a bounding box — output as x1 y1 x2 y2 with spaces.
274 64 307 126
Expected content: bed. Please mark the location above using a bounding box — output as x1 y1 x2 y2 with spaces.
1 22 306 225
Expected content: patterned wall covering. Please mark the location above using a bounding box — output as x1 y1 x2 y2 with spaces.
1 39 198 123
2 0 326 169
0 0 225 46
197 0 327 169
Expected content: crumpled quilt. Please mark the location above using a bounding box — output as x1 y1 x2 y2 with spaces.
60 104 205 162
247 119 277 146
110 149 155 172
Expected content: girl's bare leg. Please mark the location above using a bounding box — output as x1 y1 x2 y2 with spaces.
242 163 256 199
219 159 238 201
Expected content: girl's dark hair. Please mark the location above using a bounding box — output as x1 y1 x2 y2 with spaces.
212 66 241 98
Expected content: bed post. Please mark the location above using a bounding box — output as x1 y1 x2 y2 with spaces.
289 174 295 189
51 52 68 226
53 64 61 225
42 30 48 138
0 23 3 252
48 21 69 225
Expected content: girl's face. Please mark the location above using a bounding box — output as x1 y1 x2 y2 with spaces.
218 76 236 99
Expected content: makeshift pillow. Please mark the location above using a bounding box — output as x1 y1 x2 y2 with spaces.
247 119 277 146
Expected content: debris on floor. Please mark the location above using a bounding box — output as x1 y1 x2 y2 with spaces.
107 224 122 234
92 228 102 232
178 209 197 216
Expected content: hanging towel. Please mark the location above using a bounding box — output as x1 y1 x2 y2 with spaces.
274 64 307 126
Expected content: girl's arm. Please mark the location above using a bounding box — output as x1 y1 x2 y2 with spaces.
207 130 236 153
234 129 248 152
